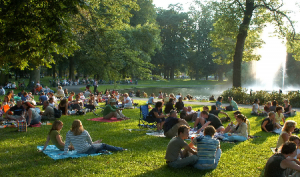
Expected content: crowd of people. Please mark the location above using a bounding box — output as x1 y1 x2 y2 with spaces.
1 85 300 175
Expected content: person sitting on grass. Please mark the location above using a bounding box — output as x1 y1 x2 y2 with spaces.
103 99 129 120
37 92 48 105
283 99 292 118
265 141 300 177
58 99 68 115
193 126 221 170
270 100 277 112
251 99 265 116
289 135 300 159
40 101 55 120
261 111 282 134
49 98 55 108
174 97 184 113
68 91 75 102
41 120 73 151
180 106 198 122
215 96 224 110
264 101 272 114
164 98 174 114
55 86 65 98
63 120 126 155
275 106 286 125
147 102 166 132
276 120 297 151
148 93 155 105
71 94 84 111
123 93 133 109
5 100 25 121
163 110 189 138
165 125 198 168
222 114 248 142
225 96 238 111
22 102 41 126
210 105 228 118
196 111 225 133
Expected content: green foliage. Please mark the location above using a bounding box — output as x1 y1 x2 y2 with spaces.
222 87 249 104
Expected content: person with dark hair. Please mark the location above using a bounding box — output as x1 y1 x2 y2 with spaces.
210 105 228 117
225 96 238 111
174 97 184 112
283 99 292 118
270 100 278 112
164 98 174 114
265 142 300 177
261 111 282 134
37 92 48 105
163 110 189 138
251 99 264 116
216 96 224 110
147 102 166 131
23 102 41 126
196 111 224 133
41 101 55 120
165 125 197 168
5 100 25 121
0 86 5 95
193 126 221 170
58 99 68 115
275 106 285 124
180 106 198 122
103 99 128 120
222 114 248 142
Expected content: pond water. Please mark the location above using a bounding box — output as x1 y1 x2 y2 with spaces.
120 86 229 100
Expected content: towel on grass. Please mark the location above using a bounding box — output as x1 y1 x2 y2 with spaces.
87 117 122 122
37 145 111 160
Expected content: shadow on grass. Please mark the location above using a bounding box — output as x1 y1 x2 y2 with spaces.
250 131 278 145
134 164 214 177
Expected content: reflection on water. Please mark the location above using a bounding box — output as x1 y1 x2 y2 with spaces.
120 86 228 100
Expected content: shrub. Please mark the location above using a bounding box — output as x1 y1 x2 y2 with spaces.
221 87 249 104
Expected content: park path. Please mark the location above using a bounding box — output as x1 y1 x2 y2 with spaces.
63 84 300 111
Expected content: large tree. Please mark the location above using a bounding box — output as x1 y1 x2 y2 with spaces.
209 0 299 87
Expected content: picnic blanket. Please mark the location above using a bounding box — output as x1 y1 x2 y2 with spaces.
87 117 123 123
146 132 166 137
37 145 111 160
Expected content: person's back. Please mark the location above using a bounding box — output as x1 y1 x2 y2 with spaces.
207 114 223 130
49 130 65 150
163 117 179 133
164 101 174 114
39 95 48 104
264 153 286 177
65 130 92 153
165 136 187 162
43 106 54 120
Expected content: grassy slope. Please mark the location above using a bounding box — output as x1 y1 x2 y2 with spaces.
1 97 295 177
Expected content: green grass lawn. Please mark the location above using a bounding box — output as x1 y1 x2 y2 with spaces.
1 96 296 176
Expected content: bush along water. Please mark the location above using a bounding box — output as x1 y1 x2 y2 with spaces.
221 87 300 107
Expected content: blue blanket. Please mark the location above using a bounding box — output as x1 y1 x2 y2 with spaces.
37 145 111 160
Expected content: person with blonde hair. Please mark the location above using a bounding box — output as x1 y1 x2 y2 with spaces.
261 111 282 134
56 86 65 98
122 93 133 108
63 120 125 154
276 120 297 150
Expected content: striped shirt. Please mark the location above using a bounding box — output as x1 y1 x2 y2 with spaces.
195 135 219 165
64 130 93 154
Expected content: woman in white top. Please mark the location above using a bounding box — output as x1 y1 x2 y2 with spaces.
251 99 264 116
56 86 65 98
276 120 296 150
123 93 133 108
64 120 125 154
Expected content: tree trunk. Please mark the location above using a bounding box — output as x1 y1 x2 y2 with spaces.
218 67 224 82
69 57 75 81
58 66 62 78
232 1 254 87
52 64 56 79
0 72 8 86
28 66 40 88
170 68 174 80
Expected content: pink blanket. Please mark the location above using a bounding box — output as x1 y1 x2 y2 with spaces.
87 117 123 122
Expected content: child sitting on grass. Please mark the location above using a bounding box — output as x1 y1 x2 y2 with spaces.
40 120 73 151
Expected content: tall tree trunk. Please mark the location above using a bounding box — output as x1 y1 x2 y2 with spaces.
52 64 56 79
0 72 8 85
69 57 75 81
170 68 174 80
218 67 224 82
28 66 40 88
58 66 62 78
232 1 254 87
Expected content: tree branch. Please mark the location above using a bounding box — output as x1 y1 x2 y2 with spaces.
234 0 245 12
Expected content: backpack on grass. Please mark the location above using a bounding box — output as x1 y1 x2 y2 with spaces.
53 108 62 118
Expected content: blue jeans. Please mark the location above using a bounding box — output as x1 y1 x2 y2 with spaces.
223 133 247 142
168 155 198 168
26 115 41 125
84 143 123 155
194 148 221 170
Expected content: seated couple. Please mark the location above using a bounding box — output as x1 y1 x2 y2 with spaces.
41 120 126 154
103 99 129 120
261 111 282 134
165 125 221 170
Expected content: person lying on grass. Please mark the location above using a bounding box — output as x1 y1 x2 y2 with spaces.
103 98 129 120
265 141 300 177
40 120 73 151
276 120 297 151
209 105 228 118
261 111 282 134
165 125 197 168
63 120 126 155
